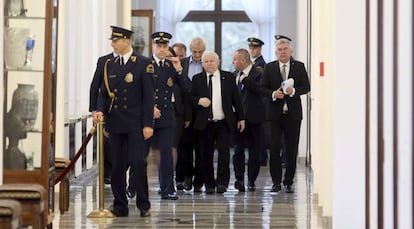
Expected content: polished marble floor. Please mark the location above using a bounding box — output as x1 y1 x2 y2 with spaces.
52 155 329 229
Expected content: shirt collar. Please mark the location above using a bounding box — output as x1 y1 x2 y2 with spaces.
241 64 253 75
153 55 165 66
120 48 133 63
279 60 290 69
190 56 201 64
206 69 220 78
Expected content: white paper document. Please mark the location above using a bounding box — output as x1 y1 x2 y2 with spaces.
281 78 294 94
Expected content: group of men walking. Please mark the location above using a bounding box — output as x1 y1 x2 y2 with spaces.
89 25 310 217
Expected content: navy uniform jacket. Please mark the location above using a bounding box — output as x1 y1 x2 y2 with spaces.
260 58 310 121
253 55 266 71
151 58 192 129
190 70 244 131
97 53 155 133
236 67 265 124
89 53 115 112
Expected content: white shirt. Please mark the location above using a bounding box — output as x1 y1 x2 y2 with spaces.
120 48 133 65
207 70 225 121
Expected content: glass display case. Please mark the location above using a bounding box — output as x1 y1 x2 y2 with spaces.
3 0 56 225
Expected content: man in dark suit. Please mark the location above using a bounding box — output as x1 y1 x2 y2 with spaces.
232 48 265 192
260 35 310 193
248 37 266 71
94 26 154 217
147 32 191 200
176 37 206 192
190 51 245 194
89 52 117 184
247 37 269 167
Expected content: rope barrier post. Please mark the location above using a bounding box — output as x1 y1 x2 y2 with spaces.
88 116 114 218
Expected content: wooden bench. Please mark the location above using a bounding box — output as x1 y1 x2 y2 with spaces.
54 157 71 214
0 199 22 229
0 183 46 229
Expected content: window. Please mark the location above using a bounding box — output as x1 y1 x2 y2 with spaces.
180 0 255 71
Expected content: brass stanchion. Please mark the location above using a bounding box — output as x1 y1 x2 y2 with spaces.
88 116 114 218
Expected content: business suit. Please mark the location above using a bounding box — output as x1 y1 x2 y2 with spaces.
260 57 310 188
149 57 191 198
89 52 115 181
191 70 244 191
232 66 265 189
97 53 154 215
176 56 204 190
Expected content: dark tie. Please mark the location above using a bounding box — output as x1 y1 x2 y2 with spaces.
208 74 213 119
159 60 163 68
237 71 244 94
120 56 124 65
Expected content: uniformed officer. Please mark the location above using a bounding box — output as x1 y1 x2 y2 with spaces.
247 37 266 71
94 25 154 217
149 32 191 200
247 37 269 167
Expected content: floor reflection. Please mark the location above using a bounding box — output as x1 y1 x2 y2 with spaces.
52 156 327 228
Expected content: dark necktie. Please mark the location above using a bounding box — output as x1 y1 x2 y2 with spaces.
120 56 124 65
208 74 214 119
159 60 163 69
237 71 244 94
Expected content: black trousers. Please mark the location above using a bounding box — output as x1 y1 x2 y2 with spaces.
103 136 112 178
176 122 203 186
233 120 262 183
198 120 231 188
110 131 150 213
268 115 302 186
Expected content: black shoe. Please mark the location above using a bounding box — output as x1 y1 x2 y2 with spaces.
247 181 256 192
108 205 128 217
140 209 151 217
193 185 203 193
176 182 184 191
270 184 281 192
285 185 294 193
126 189 135 199
216 185 227 194
161 193 179 200
183 177 193 191
104 177 111 184
234 180 245 192
205 187 215 194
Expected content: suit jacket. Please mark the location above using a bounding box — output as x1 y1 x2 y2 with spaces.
237 67 265 124
190 70 245 130
89 53 114 112
97 53 155 133
260 58 310 121
150 57 192 129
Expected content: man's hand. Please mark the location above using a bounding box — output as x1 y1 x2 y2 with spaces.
184 121 190 128
153 106 161 119
273 87 285 100
237 120 245 133
143 127 154 140
284 87 293 95
198 97 211 108
170 57 183 73
92 111 104 124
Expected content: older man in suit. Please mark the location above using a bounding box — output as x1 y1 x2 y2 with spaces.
260 35 310 193
190 51 245 194
232 48 265 192
176 37 206 192
94 26 154 217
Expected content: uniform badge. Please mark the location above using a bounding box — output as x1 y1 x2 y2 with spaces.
146 64 155 73
124 72 134 83
167 77 174 87
165 62 170 67
131 56 137 62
